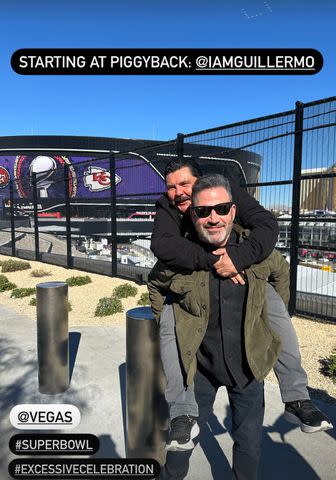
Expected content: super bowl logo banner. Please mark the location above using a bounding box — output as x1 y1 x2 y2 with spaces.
14 155 77 198
0 166 10 188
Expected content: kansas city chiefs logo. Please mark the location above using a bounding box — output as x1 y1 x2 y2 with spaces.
84 166 121 192
0 166 10 188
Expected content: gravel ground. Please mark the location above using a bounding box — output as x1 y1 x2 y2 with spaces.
1 254 335 403
0 254 148 327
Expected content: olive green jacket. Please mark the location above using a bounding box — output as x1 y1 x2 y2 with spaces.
148 227 290 386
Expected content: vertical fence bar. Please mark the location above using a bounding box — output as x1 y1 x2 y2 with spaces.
64 164 73 268
109 152 117 277
32 172 40 261
176 133 184 158
288 101 304 315
9 180 16 257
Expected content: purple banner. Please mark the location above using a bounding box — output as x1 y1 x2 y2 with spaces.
0 153 165 199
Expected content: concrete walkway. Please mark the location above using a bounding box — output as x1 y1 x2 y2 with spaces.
1 304 335 480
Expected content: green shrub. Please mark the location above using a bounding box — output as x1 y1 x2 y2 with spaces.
30 269 51 278
0 274 17 292
113 283 138 299
0 274 7 282
11 287 36 299
2 259 31 273
137 292 150 306
327 351 336 382
95 296 124 316
29 296 72 311
65 275 92 287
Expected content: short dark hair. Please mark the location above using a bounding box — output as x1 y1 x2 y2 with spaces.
164 157 203 179
191 174 232 203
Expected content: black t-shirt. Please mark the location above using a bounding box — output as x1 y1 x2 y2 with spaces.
197 231 254 388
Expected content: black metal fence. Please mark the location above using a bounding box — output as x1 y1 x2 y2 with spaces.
0 140 176 282
182 96 336 321
0 96 335 321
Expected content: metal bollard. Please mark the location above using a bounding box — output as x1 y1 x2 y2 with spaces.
126 307 168 465
36 281 69 394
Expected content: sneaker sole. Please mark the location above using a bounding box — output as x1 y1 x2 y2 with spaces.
284 411 333 433
165 423 200 451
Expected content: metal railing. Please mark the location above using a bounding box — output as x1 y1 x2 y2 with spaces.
1 96 335 321
180 96 336 321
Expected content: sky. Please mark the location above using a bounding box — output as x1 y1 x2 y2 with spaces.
0 0 335 141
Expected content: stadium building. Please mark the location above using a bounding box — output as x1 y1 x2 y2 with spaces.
0 135 262 232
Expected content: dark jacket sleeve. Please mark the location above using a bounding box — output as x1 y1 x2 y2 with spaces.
150 196 217 270
268 251 290 308
150 186 279 272
226 183 279 271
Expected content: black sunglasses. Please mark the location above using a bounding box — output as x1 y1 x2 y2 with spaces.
191 202 234 218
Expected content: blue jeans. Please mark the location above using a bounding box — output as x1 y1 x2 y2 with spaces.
160 369 265 480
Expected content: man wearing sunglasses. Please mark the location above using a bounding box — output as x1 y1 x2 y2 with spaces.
149 159 331 455
149 173 332 480
149 173 289 479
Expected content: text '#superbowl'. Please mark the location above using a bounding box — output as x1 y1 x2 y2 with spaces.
11 48 323 75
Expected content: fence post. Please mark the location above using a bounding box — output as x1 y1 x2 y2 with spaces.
109 152 117 277
32 172 40 261
289 101 304 315
9 180 16 257
176 133 184 158
64 165 73 268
